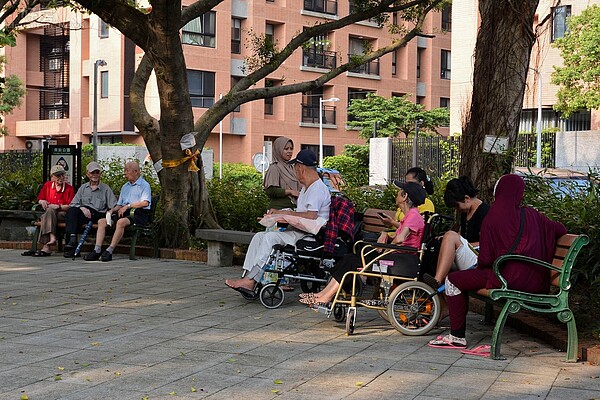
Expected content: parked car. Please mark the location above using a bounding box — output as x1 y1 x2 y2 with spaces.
514 167 591 197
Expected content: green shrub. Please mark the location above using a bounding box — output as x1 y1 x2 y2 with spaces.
213 162 263 188
323 155 369 188
343 184 397 213
0 152 43 210
208 174 268 232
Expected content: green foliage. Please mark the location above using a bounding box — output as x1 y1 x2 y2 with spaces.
323 155 368 188
521 171 600 328
208 163 268 231
343 184 398 213
551 5 600 117
346 93 450 139
0 152 43 210
343 144 370 166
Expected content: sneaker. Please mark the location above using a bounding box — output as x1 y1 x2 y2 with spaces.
423 273 440 291
64 249 75 258
83 250 101 261
100 251 113 262
427 334 467 349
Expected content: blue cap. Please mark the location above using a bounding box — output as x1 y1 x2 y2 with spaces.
288 149 318 167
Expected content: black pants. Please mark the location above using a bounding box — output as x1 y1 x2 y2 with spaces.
111 208 150 226
65 206 104 236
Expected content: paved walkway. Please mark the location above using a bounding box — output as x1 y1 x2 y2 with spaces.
1 249 600 400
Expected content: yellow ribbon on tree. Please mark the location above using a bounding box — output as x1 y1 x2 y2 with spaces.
162 149 200 172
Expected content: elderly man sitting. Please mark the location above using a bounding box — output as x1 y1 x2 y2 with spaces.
84 161 151 262
225 149 331 295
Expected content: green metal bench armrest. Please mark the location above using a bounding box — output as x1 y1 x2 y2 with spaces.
491 254 559 290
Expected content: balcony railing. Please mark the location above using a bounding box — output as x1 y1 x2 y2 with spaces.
303 0 337 15
301 104 337 125
302 49 337 69
348 56 380 76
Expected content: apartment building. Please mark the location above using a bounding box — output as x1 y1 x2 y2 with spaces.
0 1 451 165
450 0 600 136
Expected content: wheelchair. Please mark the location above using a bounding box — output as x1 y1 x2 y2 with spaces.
238 195 356 309
314 213 453 336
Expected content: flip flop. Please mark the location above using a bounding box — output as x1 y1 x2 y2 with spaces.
299 292 316 301
224 282 256 297
33 250 52 257
427 334 467 349
280 284 295 292
461 344 491 357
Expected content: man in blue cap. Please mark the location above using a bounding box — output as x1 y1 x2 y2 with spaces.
225 149 331 295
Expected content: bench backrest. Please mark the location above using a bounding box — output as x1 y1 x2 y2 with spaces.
361 208 396 233
550 233 589 288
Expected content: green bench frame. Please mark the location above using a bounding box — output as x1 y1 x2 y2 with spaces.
479 234 589 362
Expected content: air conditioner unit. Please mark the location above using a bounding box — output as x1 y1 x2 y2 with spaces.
25 140 42 150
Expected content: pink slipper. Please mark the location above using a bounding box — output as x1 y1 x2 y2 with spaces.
461 344 491 357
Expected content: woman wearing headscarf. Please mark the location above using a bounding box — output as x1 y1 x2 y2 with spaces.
428 174 567 349
263 137 302 210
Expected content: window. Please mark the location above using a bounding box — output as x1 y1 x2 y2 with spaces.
416 96 424 105
48 58 61 71
266 23 275 46
551 5 571 41
302 32 336 69
48 109 62 119
440 97 450 109
100 71 108 98
265 80 274 115
348 37 379 75
441 49 451 80
182 11 216 47
417 48 423 79
301 88 323 124
188 70 215 108
99 20 109 38
301 144 335 160
232 18 242 54
441 4 451 31
347 88 373 122
391 50 397 75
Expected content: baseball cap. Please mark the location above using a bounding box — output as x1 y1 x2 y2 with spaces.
288 149 318 167
50 165 66 176
86 161 102 173
393 180 426 206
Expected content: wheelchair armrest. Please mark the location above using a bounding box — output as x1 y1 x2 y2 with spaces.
361 242 419 253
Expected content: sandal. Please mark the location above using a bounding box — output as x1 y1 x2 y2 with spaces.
427 334 467 349
299 295 321 305
21 250 36 256
461 344 491 357
299 292 316 300
33 250 52 257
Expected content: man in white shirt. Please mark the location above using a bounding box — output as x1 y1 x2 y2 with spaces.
225 149 331 294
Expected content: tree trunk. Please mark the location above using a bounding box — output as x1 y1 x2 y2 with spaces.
460 0 539 200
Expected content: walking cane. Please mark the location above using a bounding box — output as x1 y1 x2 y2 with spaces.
73 220 93 260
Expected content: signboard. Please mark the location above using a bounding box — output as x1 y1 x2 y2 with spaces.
483 135 509 154
49 145 76 185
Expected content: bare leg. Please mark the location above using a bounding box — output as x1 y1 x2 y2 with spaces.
433 231 463 284
308 279 340 303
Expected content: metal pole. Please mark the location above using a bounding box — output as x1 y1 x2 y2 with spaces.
319 97 324 168
219 93 223 179
412 119 422 167
535 70 542 168
93 61 99 162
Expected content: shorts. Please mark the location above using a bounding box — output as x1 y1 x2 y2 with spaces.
453 236 478 271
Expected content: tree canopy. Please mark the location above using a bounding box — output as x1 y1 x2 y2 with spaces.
346 93 449 139
551 5 600 117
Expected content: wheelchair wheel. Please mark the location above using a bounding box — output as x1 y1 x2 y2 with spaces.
332 303 346 322
259 283 285 309
387 281 441 336
300 280 321 293
345 307 356 335
239 282 262 301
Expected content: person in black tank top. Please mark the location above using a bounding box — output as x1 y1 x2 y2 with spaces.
423 177 490 290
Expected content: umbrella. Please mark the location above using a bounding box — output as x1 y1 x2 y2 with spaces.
73 220 93 260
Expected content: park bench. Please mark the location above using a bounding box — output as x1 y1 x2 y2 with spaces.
28 195 160 260
195 228 256 267
472 233 589 362
356 208 396 240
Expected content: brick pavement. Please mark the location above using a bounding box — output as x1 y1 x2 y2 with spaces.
1 249 600 400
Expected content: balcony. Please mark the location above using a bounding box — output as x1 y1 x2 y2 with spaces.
301 104 337 125
348 56 380 76
303 0 337 15
302 49 337 70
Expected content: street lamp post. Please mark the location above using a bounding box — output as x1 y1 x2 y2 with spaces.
319 97 339 167
93 59 107 162
412 118 424 167
529 67 543 168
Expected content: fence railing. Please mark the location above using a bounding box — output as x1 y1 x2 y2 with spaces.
390 133 556 180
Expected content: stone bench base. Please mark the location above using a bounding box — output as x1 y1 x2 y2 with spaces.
195 229 255 267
